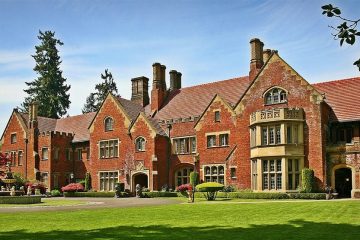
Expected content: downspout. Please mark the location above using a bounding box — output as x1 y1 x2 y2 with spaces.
166 124 172 189
25 138 28 180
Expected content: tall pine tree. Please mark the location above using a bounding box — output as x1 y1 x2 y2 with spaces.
82 69 118 113
21 30 70 118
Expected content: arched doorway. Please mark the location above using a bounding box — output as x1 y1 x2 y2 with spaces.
133 173 148 190
335 168 352 198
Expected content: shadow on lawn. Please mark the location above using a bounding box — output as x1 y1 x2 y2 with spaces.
1 220 359 240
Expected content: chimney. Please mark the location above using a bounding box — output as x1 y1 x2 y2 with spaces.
170 70 182 91
161 65 167 91
263 49 271 63
249 38 264 81
151 62 166 112
131 76 149 107
28 102 38 129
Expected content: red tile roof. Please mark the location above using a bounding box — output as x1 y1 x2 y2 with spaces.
313 77 360 122
155 76 250 120
19 112 96 142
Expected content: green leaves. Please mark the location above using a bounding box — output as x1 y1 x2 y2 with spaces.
21 30 70 118
321 4 341 17
321 4 359 71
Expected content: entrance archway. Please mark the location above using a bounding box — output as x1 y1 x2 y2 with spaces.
133 173 148 190
335 168 352 198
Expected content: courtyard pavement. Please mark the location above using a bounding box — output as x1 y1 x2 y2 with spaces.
0 197 181 213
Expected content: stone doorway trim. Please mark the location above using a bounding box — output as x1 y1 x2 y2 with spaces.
131 170 150 192
331 164 356 198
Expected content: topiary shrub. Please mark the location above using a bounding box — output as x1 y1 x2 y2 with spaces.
61 183 84 192
196 182 224 200
84 172 91 191
189 172 199 186
50 189 61 197
302 168 314 193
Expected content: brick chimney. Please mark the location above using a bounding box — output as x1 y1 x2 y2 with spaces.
28 102 38 129
131 76 149 107
151 63 167 112
249 38 264 81
169 70 182 91
263 49 271 63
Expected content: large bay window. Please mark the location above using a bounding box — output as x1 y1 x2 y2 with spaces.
262 159 282 190
173 137 196 154
203 165 225 184
99 139 119 159
99 171 118 191
261 125 281 145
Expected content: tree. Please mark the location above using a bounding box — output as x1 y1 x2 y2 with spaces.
21 30 71 118
321 4 360 70
82 69 119 113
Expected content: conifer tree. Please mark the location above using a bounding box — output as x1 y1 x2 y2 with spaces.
82 69 118 113
21 30 71 118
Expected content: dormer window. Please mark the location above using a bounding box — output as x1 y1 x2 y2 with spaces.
135 137 146 152
104 117 113 132
265 88 287 105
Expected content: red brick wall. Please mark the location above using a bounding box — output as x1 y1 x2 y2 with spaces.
1 112 27 178
235 57 327 188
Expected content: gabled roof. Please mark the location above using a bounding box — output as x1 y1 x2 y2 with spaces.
313 77 360 122
18 112 96 142
116 97 145 121
155 76 249 120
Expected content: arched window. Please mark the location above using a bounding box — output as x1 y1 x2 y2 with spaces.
265 88 287 105
104 117 113 132
135 137 146 152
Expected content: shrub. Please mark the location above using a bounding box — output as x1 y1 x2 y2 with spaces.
288 193 326 200
84 172 91 191
13 173 26 189
61 183 84 192
25 181 47 195
196 182 224 200
176 184 193 192
302 168 314 193
64 191 130 198
0 196 41 204
143 191 179 198
50 189 62 197
189 172 199 187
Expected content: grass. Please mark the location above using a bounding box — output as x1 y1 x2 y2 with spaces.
0 200 360 239
0 198 87 207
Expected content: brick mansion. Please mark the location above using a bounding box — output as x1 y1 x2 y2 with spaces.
1 38 360 198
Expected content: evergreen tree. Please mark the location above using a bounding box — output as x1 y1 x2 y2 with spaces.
21 30 71 118
82 69 118 113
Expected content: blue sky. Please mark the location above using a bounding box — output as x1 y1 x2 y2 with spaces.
0 0 359 134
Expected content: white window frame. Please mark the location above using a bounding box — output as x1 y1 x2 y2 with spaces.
203 164 226 185
99 171 119 191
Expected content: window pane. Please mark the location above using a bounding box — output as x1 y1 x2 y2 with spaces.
262 128 268 145
276 126 281 144
269 127 275 144
288 159 293 172
270 174 275 189
276 174 282 189
288 174 293 190
276 160 282 172
263 174 268 189
270 160 275 172
287 126 292 143
263 161 268 172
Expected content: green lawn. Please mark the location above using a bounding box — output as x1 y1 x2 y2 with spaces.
1 200 360 239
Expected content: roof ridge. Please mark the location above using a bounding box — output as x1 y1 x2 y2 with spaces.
312 77 360 86
180 76 249 91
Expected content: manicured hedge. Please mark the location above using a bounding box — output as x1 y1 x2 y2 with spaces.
0 196 41 204
288 193 326 200
302 168 315 193
64 192 117 198
143 191 179 198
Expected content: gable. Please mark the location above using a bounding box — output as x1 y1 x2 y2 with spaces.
194 94 236 131
129 112 157 138
1 110 27 144
234 52 324 115
88 93 132 133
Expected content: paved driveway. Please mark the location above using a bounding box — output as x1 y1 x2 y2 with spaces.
0 197 181 213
